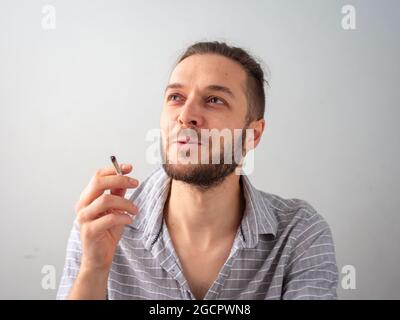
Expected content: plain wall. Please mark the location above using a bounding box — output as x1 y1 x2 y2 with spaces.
0 0 399 299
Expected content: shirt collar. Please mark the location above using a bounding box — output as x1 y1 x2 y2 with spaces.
127 166 278 250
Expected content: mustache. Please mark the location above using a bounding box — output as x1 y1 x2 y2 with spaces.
168 127 203 144
165 126 250 147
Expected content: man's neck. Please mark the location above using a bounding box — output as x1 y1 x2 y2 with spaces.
164 173 245 251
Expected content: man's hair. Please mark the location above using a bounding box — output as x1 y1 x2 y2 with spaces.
175 41 268 123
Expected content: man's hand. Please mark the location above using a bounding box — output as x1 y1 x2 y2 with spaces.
68 163 139 299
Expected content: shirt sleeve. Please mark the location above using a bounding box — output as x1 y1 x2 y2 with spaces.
56 219 82 300
282 210 339 300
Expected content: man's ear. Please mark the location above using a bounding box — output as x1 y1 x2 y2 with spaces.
244 118 266 154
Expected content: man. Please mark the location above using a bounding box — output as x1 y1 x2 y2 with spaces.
57 41 338 300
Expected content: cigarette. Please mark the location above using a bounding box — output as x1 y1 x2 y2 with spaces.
109 155 133 219
110 155 122 175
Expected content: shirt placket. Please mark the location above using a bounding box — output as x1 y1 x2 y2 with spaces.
150 220 193 299
152 219 245 300
202 228 244 300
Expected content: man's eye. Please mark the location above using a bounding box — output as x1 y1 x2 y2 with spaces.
167 94 182 102
208 96 224 105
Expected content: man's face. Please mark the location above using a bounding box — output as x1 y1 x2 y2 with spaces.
160 53 251 189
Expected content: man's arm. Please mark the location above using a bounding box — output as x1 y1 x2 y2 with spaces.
282 211 339 300
56 220 84 299
57 220 110 300
57 162 138 299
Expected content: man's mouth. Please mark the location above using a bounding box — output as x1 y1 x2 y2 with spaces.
175 136 202 145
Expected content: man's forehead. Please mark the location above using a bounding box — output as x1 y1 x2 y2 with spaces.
168 54 247 93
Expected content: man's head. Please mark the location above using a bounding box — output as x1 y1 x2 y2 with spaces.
160 41 268 190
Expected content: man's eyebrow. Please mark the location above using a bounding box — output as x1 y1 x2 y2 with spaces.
164 82 185 93
206 84 236 99
164 83 236 99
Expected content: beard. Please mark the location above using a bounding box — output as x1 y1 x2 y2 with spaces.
162 162 238 191
161 128 247 191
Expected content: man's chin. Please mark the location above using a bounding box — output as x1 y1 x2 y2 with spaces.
162 162 238 190
163 163 200 174
162 163 211 181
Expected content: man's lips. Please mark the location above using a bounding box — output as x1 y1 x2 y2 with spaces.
174 136 202 145
174 140 201 145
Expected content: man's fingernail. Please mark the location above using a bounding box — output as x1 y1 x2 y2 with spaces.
129 178 137 186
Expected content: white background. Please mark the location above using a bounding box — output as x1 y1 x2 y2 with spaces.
0 0 399 299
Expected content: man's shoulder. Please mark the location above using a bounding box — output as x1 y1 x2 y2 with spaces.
257 189 332 236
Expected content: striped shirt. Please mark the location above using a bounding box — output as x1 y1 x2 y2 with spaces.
57 166 338 300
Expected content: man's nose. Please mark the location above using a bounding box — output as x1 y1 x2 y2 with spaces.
177 99 203 127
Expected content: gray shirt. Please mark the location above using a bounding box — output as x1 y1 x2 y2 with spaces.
57 167 338 300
